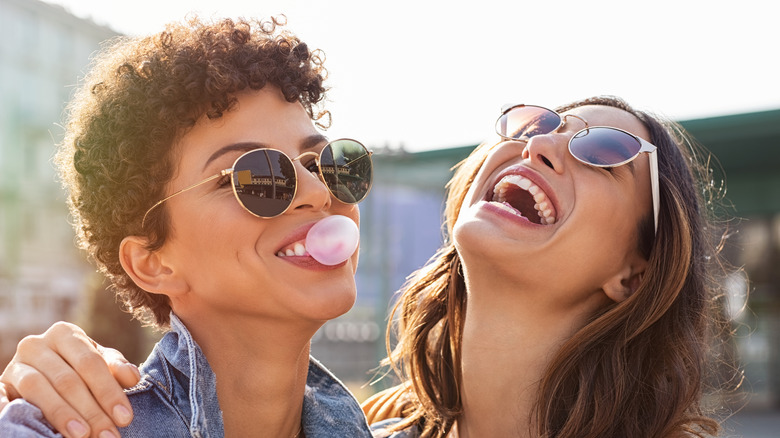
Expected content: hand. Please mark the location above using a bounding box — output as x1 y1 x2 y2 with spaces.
0 322 141 438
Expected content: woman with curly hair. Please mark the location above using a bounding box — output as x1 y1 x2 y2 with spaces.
363 98 731 437
0 15 374 438
3 95 733 438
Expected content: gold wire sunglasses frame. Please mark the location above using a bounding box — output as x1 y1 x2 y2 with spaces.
142 139 373 227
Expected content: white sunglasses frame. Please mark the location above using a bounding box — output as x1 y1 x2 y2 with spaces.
496 105 660 234
568 126 659 234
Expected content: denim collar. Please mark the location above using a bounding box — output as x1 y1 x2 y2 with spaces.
143 313 372 437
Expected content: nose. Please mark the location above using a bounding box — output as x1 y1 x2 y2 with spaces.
289 162 332 213
521 133 569 174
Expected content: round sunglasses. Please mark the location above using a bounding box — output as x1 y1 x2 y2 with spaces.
495 104 659 233
142 138 373 226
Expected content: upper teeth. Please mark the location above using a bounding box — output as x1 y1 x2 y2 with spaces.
278 242 307 257
492 174 556 225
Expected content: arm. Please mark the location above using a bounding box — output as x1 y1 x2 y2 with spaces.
0 322 140 438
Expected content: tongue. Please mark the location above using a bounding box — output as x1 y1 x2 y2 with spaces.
305 215 360 265
503 186 542 224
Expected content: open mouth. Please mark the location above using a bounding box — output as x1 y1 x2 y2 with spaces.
489 174 557 225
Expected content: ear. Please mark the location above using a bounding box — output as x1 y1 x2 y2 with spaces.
119 236 189 296
601 256 649 303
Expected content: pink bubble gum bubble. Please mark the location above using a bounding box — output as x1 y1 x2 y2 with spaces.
306 215 360 266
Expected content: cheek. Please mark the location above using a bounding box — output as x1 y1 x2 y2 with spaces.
578 208 640 270
351 205 360 227
578 172 639 224
549 232 632 297
347 205 361 270
171 219 234 262
582 200 638 251
455 180 485 225
173 197 263 251
567 182 640 254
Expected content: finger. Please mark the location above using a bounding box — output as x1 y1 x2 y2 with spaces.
43 324 135 428
100 348 141 389
0 382 10 411
8 325 131 436
3 362 92 438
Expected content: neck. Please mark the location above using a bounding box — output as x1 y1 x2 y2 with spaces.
455 270 608 438
177 310 319 438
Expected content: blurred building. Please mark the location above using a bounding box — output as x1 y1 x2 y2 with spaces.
684 109 780 408
0 0 119 362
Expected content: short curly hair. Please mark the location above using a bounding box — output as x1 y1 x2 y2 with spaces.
56 16 328 327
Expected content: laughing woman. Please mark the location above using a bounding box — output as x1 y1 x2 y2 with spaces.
364 98 731 437
0 16 374 438
1 97 733 438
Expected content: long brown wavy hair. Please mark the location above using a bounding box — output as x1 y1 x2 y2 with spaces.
55 16 328 327
383 96 734 437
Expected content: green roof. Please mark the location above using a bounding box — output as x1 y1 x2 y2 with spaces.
681 109 780 215
372 108 780 216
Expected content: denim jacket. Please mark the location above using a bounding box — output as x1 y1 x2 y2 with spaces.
0 314 373 437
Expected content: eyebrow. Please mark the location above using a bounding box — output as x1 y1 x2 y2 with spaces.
203 134 328 171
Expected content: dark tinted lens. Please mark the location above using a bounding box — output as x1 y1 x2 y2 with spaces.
569 127 642 166
319 139 372 204
496 105 562 140
232 149 296 217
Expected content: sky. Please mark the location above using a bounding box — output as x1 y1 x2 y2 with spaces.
45 0 780 152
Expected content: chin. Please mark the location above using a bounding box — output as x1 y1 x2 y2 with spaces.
305 286 357 321
453 213 497 256
454 215 533 280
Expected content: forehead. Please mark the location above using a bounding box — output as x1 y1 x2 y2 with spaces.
175 88 320 161
195 89 316 143
562 105 650 141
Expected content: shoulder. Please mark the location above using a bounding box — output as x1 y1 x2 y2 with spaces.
122 347 176 412
117 346 194 435
361 383 414 425
117 373 207 436
302 357 373 436
122 376 180 416
0 399 62 437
